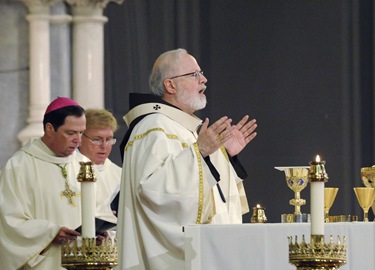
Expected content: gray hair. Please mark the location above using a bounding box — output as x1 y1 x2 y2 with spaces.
149 48 188 96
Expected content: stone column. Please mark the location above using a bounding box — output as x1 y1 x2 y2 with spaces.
66 0 123 109
17 0 70 145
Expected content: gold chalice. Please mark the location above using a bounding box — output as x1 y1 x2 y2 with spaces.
284 167 309 215
353 187 375 222
324 187 338 222
276 167 309 215
361 166 375 218
361 166 375 188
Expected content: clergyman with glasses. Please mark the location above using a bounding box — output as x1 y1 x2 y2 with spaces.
78 108 121 224
116 48 258 269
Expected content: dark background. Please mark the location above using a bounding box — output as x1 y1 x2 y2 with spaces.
103 0 375 223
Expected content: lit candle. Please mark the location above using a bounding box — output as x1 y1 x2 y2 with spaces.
308 155 328 236
77 161 97 238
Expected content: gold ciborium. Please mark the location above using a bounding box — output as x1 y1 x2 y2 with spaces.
324 187 338 222
353 187 375 222
361 166 375 218
276 167 309 222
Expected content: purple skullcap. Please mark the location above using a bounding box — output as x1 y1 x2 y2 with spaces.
44 97 80 115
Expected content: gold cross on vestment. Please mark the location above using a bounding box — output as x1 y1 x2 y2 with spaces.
61 185 79 207
57 164 80 207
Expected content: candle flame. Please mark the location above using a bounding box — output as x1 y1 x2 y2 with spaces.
315 155 321 162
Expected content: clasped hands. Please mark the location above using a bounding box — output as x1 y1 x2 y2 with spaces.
197 115 257 157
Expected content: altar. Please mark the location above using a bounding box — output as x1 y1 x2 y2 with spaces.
184 222 375 270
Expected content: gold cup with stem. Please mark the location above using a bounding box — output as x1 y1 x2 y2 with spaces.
361 166 375 219
353 187 375 222
284 167 309 215
276 167 310 222
324 187 339 222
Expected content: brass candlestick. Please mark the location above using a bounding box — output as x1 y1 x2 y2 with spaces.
288 235 347 270
288 156 347 270
77 161 96 182
61 161 118 270
62 237 118 270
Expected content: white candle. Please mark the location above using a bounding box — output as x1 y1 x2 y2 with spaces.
81 181 96 238
310 181 325 235
309 155 326 236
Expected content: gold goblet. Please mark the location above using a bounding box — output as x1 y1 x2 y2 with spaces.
324 187 338 222
353 187 375 222
361 166 375 219
361 166 375 188
284 167 309 215
275 167 309 215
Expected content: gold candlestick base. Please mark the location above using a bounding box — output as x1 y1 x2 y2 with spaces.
288 235 346 270
62 237 118 270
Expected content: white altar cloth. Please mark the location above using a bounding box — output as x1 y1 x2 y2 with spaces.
184 222 375 270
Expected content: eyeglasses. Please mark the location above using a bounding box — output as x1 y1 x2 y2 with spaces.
83 133 116 146
169 70 204 80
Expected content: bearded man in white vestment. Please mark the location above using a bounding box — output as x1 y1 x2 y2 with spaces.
0 97 85 269
116 48 258 270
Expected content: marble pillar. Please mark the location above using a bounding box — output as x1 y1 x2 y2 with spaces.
17 0 71 145
66 0 123 109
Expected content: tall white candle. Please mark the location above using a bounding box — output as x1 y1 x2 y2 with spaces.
309 155 328 236
81 181 96 238
77 161 97 239
310 181 325 235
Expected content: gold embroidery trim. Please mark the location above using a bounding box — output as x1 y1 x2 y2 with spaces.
124 127 200 220
193 142 204 224
125 127 187 151
220 145 229 161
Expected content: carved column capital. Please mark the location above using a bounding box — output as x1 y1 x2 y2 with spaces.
19 0 62 13
65 0 124 10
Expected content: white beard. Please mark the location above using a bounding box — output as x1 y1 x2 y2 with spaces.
176 88 207 111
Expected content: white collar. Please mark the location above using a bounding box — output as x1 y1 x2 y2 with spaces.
124 102 202 133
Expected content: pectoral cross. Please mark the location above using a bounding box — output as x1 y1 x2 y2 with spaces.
61 184 79 207
57 164 80 207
